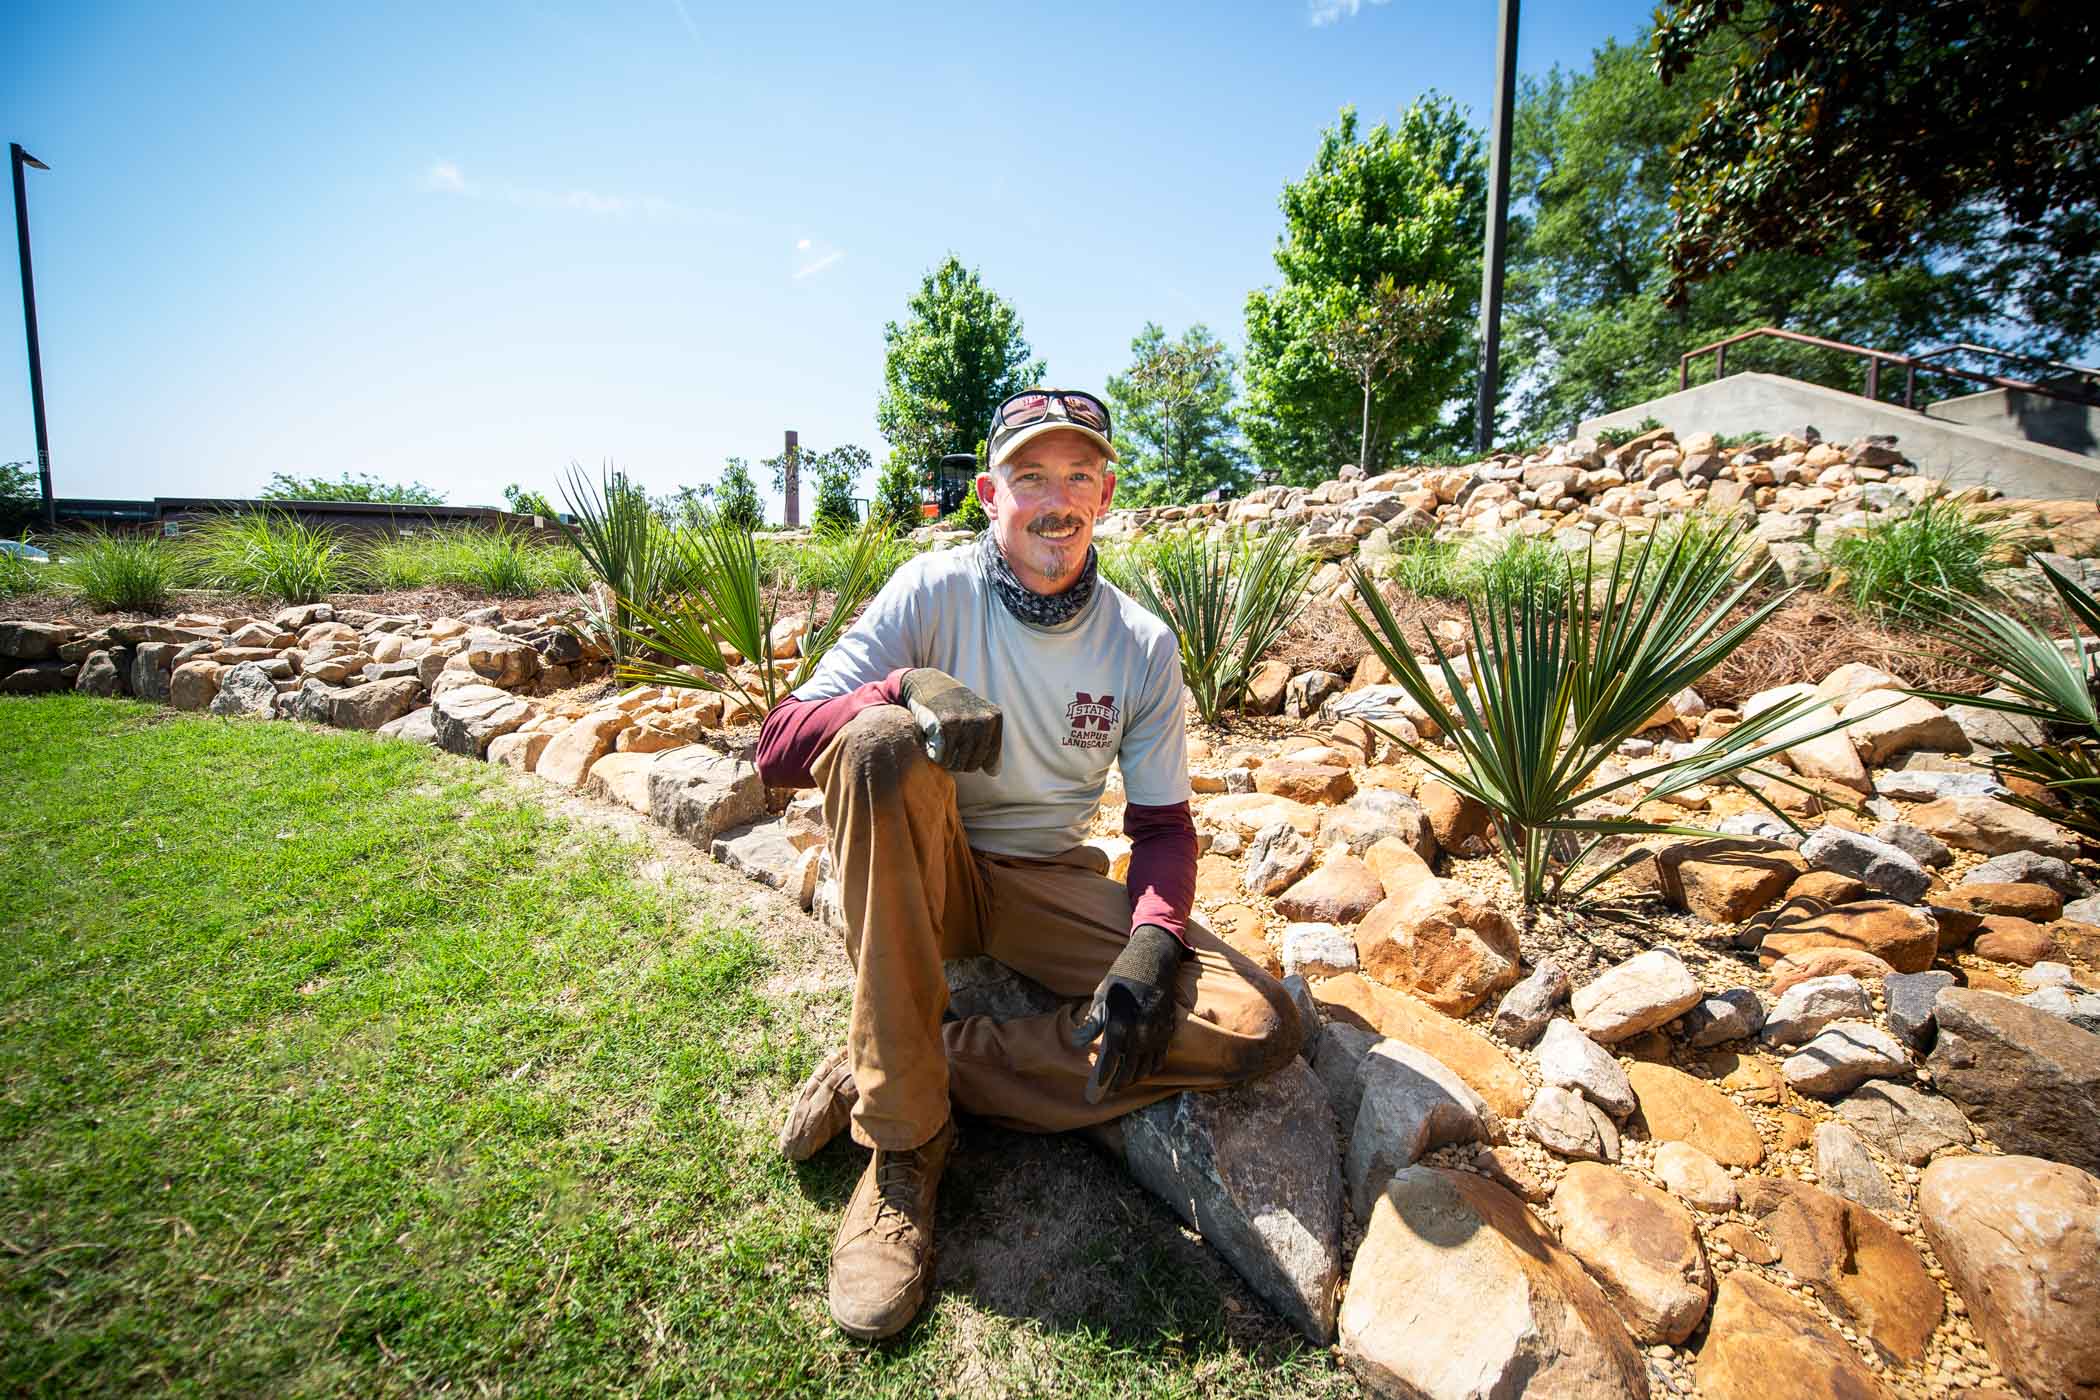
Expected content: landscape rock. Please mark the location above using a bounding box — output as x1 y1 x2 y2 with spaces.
1761 974 1870 1046
330 677 421 731
1937 880 2065 922
1971 915 2058 965
1570 949 1701 1043
1280 922 1357 979
1735 1177 1941 1364
1353 877 1521 1016
648 748 766 849
1782 1021 1910 1096
431 684 533 757
1838 689 1969 764
1243 820 1314 896
1967 849 2088 897
1870 820 1952 869
166 659 221 711
1812 1121 1901 1213
1758 899 1938 974
1552 1162 1710 1344
1917 1154 2100 1400
1253 759 1354 806
1651 1141 1736 1211
1634 837 1802 922
536 709 631 788
1766 947 1895 996
1490 959 1568 1046
1874 767 2004 801
581 751 657 810
1535 1019 1635 1117
1694 1273 1895 1400
710 819 803 886
1313 1022 1379 1133
2024 984 2100 1034
206 662 277 719
1626 1061 1765 1167
1928 986 2100 1172
1347 1039 1498 1216
376 706 438 745
129 640 177 704
1125 1059 1343 1343
1273 855 1384 924
1798 827 1931 904
1908 794 2080 860
1340 1168 1649 1400
1310 973 1529 1116
1882 969 1955 1053
1524 1084 1619 1162
1682 988 1765 1047
1834 1081 1973 1164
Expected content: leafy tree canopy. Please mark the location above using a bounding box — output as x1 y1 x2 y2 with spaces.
503 483 556 516
809 443 871 533
876 255 1045 473
0 461 34 500
1498 34 2015 442
257 471 446 505
1241 98 1486 485
1654 0 2100 353
872 451 926 533
713 457 763 532
1104 323 1249 506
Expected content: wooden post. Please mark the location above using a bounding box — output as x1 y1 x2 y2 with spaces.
782 429 800 528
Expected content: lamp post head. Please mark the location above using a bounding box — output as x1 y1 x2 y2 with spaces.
11 145 48 171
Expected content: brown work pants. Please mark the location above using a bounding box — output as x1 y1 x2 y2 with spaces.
814 706 1303 1151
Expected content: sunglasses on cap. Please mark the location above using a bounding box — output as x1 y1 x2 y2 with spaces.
989 388 1112 443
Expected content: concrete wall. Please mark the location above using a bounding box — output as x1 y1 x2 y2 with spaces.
1925 386 2100 460
1580 372 2100 499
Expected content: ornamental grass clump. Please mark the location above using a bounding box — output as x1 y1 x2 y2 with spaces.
182 511 344 603
613 509 892 712
1824 498 2025 622
0 536 47 600
1908 557 2100 844
1130 527 1315 724
559 464 673 669
58 529 178 612
1346 519 1864 906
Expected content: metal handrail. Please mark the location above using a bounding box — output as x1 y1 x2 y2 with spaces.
1911 341 2100 388
1678 327 2100 411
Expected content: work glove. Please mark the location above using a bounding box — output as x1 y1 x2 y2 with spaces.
897 667 1003 774
1070 923 1185 1103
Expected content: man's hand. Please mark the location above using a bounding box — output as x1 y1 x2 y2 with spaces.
1070 924 1184 1103
897 668 1003 774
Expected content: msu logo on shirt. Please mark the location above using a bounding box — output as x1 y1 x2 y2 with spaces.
1062 691 1119 750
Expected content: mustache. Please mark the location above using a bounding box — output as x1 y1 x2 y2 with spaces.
1028 513 1089 536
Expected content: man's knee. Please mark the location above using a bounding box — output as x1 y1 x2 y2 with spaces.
832 706 936 797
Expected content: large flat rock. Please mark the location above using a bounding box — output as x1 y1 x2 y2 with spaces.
1928 986 2100 1173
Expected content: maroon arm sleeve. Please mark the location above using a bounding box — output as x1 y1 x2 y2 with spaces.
754 668 909 789
1123 799 1197 948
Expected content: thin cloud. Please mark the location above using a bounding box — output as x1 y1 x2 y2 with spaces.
667 0 704 52
793 248 845 280
418 160 682 219
423 160 471 194
1309 0 1390 25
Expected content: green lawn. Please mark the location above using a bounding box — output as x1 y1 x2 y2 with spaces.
0 696 1340 1397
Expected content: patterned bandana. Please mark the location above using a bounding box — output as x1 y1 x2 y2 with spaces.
977 530 1098 628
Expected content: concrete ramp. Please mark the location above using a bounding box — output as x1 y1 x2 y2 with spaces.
1580 372 2100 500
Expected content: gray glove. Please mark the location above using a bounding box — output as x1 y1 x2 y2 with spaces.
897 667 1003 774
1070 923 1185 1103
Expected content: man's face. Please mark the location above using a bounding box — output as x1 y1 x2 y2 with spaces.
977 428 1117 595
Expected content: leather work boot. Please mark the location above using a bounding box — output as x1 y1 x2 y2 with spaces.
828 1118 955 1340
778 1046 857 1161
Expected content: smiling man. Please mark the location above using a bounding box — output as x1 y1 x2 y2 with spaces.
754 387 1301 1340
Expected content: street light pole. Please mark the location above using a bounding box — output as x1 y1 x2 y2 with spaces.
10 143 53 528
1473 0 1520 455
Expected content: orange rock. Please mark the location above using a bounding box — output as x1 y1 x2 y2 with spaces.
1254 760 1356 806
1935 881 2064 922
1759 899 1937 974
1354 879 1521 1016
1626 1061 1766 1167
1971 916 2059 966
1310 972 1528 1116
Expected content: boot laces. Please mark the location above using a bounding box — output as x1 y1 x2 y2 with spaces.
870 1147 927 1242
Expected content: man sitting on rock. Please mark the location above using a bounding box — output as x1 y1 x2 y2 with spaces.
755 386 1303 1340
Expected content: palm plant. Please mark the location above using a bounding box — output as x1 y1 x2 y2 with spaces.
558 464 672 669
611 509 892 713
1130 528 1315 723
1906 557 2100 843
1346 520 1866 906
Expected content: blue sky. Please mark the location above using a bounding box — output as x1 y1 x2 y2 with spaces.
2 0 1653 516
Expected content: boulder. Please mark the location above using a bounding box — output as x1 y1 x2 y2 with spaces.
486 730 551 772
1758 899 1937 974
2025 983 2100 1034
1253 760 1354 805
1813 1121 1901 1213
1552 1162 1710 1344
1871 820 1952 869
1779 703 1874 794
581 750 658 811
1782 1021 1910 1096
1918 1154 2100 1400
1347 1038 1498 1217
166 659 221 711
1491 959 1567 1047
1626 1061 1765 1167
1882 969 1955 1053
465 636 539 688
1535 1019 1635 1118
129 640 177 704
1767 948 1895 997
1243 820 1314 896
329 677 421 731
1125 1060 1343 1343
1525 1084 1619 1162
431 684 532 757
1681 988 1765 1047
1570 949 1701 1043
1320 789 1435 862
1874 768 2003 801
1274 856 1384 924
1936 880 2065 922
536 709 632 788
1651 1140 1736 1212
1761 974 1870 1046
1313 1022 1379 1133
1907 794 2079 860
0 620 70 660
1797 827 1931 904
74 650 125 697
710 819 804 886
206 662 277 719
648 748 766 849
1694 1273 1895 1400
1279 922 1357 979
375 706 439 745
1353 878 1521 1016
1965 850 2087 897
1971 915 2059 965
1340 1168 1649 1400
1735 1177 1941 1365
1631 837 1802 922
1838 689 1970 764
1834 1081 1973 1165
1416 779 1493 855
1928 986 2100 1172
1310 973 1529 1116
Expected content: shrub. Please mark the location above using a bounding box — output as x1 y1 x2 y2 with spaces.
1347 520 1859 906
1097 535 1177 599
714 458 763 531
1593 416 1663 449
1386 534 1571 606
1130 529 1315 723
615 511 893 712
181 512 343 603
58 529 179 612
1824 498 2024 621
559 465 673 669
0 536 48 600
950 487 989 534
1909 557 2100 843
768 527 918 597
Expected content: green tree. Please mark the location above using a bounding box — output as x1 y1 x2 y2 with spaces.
1498 36 1997 441
1316 279 1455 478
872 451 925 532
257 471 447 505
877 255 1045 478
714 457 763 531
1654 0 2100 352
0 461 34 500
503 483 556 516
1241 99 1486 485
810 444 870 534
651 484 713 529
1104 323 1249 506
